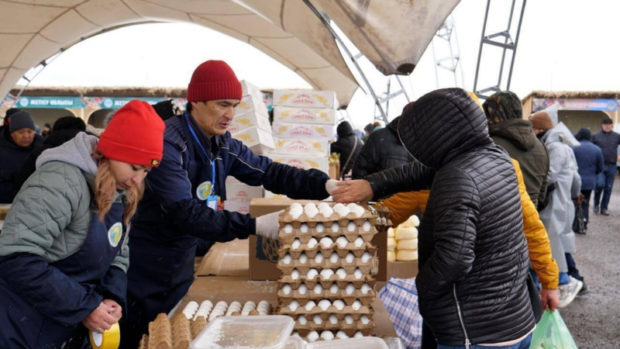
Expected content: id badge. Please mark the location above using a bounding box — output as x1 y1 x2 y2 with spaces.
206 195 220 211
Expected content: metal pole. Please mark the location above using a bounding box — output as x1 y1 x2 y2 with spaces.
473 0 492 93
507 0 527 89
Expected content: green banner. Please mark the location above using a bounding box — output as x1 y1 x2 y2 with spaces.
3 96 185 109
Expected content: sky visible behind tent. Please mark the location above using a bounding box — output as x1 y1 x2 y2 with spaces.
20 0 620 129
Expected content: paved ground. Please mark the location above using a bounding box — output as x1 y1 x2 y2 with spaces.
560 178 620 347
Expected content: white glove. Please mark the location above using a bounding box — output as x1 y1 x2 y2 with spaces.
255 210 283 240
325 179 339 195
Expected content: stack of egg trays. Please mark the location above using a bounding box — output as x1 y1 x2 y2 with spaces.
276 202 379 338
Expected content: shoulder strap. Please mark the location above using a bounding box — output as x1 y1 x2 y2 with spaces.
341 137 358 179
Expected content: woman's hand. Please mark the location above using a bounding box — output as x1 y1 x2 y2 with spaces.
83 300 120 332
330 180 374 203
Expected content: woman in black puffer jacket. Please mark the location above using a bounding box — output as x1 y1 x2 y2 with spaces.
338 88 535 347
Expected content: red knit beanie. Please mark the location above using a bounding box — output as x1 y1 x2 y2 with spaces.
98 100 165 167
187 60 242 102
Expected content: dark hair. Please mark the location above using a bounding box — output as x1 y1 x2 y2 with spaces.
186 101 193 114
602 117 613 124
53 116 86 131
152 99 176 120
482 91 523 123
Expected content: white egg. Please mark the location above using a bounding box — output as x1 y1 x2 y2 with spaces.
329 253 339 264
362 220 372 232
319 206 334 218
354 236 364 247
307 331 319 342
283 224 294 234
282 284 292 295
318 299 331 311
333 300 345 311
304 300 317 311
318 202 331 211
299 253 308 264
347 221 357 232
291 239 301 250
345 283 355 295
298 284 308 295
320 236 333 248
348 204 365 217
307 238 318 248
307 268 319 279
304 203 319 218
331 222 340 233
352 300 362 310
354 268 363 279
291 269 300 280
336 268 347 279
336 236 348 248
313 315 323 325
313 284 323 295
361 283 372 294
329 315 339 325
300 223 309 234
314 253 324 264
344 315 354 324
320 331 334 341
329 283 339 294
288 301 299 311
345 253 355 264
297 315 307 325
289 203 303 219
336 331 348 339
320 269 334 280
361 315 370 324
354 331 364 338
361 252 371 263
315 223 325 233
282 254 292 264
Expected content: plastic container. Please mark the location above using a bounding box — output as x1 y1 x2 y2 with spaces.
306 337 388 349
190 315 294 349
284 335 307 349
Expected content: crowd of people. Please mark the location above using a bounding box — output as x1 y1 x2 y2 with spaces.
0 58 617 348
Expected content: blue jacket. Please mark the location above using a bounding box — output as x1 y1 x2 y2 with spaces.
0 130 43 202
572 140 604 190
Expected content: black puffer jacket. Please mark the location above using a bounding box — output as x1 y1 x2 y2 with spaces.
330 121 362 177
352 116 413 179
367 88 534 346
489 119 549 206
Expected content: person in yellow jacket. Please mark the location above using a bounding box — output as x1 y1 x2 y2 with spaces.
379 159 559 311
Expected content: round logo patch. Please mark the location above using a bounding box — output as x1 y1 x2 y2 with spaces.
107 222 123 247
196 181 213 200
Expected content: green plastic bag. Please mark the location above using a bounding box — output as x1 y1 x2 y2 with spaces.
529 310 578 349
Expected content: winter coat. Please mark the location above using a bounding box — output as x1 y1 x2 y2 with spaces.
572 134 604 191
538 127 581 272
381 159 559 290
0 131 43 202
592 129 620 164
366 88 534 345
330 121 363 177
0 132 128 346
352 116 413 179
489 118 549 206
127 113 330 325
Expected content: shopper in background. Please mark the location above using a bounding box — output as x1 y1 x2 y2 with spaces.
572 128 604 233
592 117 620 215
330 120 363 179
0 110 43 203
0 100 164 348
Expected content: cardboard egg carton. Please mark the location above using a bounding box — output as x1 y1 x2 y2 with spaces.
278 219 377 245
278 281 376 301
279 272 375 288
278 293 375 309
278 262 376 278
294 328 374 341
293 314 376 332
279 242 377 259
278 253 377 273
277 298 373 317
279 204 378 224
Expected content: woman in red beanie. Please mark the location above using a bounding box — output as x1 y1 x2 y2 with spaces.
0 100 164 348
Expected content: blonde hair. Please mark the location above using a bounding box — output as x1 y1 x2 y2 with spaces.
94 158 144 225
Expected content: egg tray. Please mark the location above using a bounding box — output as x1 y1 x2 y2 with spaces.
293 317 375 332
277 253 377 272
278 273 375 289
278 279 376 293
277 303 373 317
277 261 376 278
294 328 374 340
278 219 377 245
278 293 374 308
277 287 376 302
141 313 194 349
278 242 377 259
279 204 378 224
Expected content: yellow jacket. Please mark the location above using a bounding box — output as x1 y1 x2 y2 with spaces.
381 159 559 289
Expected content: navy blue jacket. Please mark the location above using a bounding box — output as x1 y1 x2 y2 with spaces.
572 140 604 190
0 131 42 202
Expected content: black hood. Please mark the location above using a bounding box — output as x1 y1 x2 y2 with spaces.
336 121 355 137
489 119 539 151
387 116 400 135
575 128 591 141
397 88 492 169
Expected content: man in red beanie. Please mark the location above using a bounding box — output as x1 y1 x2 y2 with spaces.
121 60 338 347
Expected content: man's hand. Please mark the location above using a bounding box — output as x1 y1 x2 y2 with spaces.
541 288 559 311
82 301 118 332
102 299 122 322
255 210 284 240
330 180 374 203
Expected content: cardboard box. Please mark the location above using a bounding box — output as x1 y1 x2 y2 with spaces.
236 94 269 119
269 154 329 173
387 260 419 279
195 239 249 277
272 122 334 140
229 111 271 134
273 106 336 125
224 178 263 215
249 198 388 282
273 138 329 156
273 89 338 109
232 127 275 155
241 80 263 101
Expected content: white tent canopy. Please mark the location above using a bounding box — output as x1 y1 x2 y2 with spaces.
0 0 458 107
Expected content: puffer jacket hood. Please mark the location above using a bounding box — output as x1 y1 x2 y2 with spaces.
397 88 492 169
575 127 591 141
387 116 399 134
36 131 98 176
336 121 355 137
489 118 539 151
